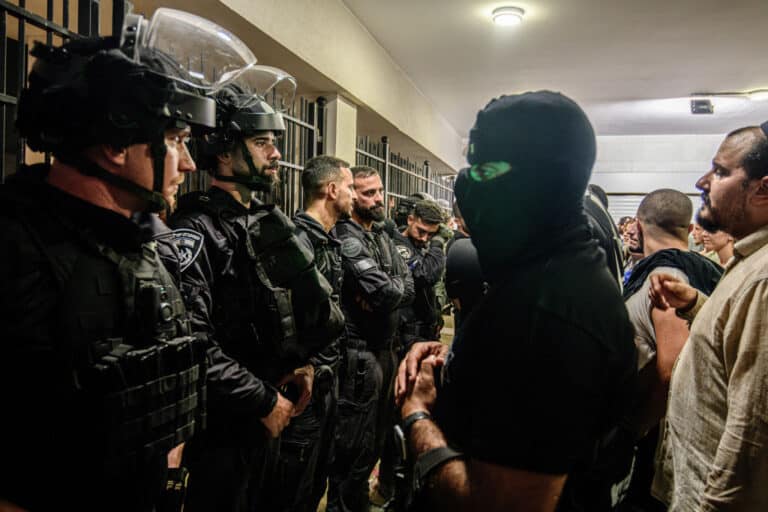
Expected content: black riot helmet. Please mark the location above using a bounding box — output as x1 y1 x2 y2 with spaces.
394 191 434 228
201 65 297 192
16 8 256 212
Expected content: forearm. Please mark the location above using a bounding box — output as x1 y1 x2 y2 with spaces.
408 417 470 510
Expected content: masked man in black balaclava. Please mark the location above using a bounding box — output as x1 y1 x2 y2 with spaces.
394 91 638 512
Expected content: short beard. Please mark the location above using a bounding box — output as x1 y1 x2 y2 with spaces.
696 208 722 233
354 203 385 222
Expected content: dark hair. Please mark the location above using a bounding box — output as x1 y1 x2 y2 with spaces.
637 188 692 241
587 184 609 208
351 165 380 180
301 155 350 204
412 199 444 225
726 126 768 180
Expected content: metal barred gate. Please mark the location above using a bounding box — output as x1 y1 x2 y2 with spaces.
356 135 454 217
0 0 322 216
0 0 131 182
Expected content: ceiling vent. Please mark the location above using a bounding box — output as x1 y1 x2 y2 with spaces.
690 99 714 115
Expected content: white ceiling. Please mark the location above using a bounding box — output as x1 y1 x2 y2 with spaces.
342 0 768 137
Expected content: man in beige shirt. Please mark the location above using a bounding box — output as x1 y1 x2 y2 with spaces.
650 122 768 511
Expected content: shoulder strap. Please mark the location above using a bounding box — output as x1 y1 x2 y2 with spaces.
176 190 238 245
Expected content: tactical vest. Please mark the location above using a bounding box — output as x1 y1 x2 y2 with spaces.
3 186 207 480
297 220 344 299
179 193 334 381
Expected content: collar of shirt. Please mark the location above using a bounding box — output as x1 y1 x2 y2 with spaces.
294 210 340 246
730 224 768 270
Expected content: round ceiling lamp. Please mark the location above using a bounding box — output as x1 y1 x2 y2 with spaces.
492 6 525 26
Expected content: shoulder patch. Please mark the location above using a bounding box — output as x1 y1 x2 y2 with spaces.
170 228 205 272
396 243 413 261
341 237 364 258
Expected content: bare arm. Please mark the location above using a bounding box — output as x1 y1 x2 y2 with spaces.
631 306 690 435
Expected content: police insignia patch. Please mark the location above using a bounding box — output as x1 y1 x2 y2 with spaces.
396 244 412 261
171 229 205 272
341 237 364 258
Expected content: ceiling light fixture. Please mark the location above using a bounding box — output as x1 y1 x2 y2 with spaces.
691 88 768 102
492 6 525 26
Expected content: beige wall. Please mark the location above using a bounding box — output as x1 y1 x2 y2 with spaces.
324 95 359 166
219 0 464 171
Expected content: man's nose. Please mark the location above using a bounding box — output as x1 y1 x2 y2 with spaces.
269 145 282 162
179 143 196 173
696 171 712 192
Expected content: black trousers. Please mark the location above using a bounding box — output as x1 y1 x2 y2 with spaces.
327 343 396 512
259 380 338 512
183 432 269 512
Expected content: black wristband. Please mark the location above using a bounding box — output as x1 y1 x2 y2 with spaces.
413 446 463 492
403 410 432 437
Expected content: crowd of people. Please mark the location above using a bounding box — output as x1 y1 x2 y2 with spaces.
1 7 768 512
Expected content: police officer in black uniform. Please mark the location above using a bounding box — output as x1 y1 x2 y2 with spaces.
169 70 344 512
393 199 448 348
328 165 414 512
0 9 249 510
261 155 356 511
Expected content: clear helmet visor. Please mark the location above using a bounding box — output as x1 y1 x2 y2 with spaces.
138 8 256 92
235 65 297 113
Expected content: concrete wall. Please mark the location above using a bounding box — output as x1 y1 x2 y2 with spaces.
592 134 723 194
591 134 724 221
219 0 464 172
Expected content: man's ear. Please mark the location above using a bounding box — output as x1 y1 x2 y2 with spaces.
752 176 768 206
217 152 232 166
327 180 339 200
687 223 693 234
101 144 127 167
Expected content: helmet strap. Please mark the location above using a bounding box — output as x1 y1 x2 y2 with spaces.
57 151 168 213
213 138 273 192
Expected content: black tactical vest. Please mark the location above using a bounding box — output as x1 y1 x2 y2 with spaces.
294 214 344 299
0 177 207 506
176 192 335 382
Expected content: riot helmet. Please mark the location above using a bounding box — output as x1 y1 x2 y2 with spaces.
394 191 435 228
16 8 256 212
201 65 297 192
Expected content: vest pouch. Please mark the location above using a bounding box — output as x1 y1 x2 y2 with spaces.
256 236 314 287
291 265 334 304
267 285 301 359
252 204 297 247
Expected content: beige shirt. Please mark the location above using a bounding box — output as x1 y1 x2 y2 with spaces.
653 225 768 511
